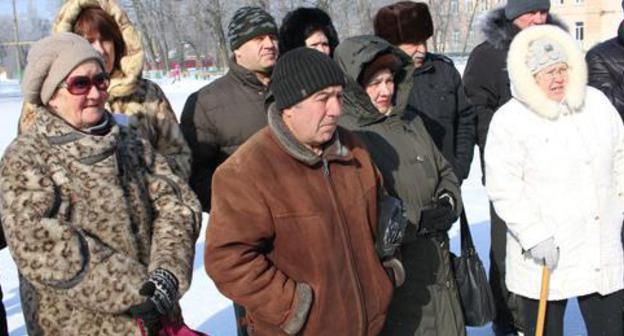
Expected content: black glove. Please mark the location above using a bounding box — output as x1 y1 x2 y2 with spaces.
128 268 179 335
418 195 458 234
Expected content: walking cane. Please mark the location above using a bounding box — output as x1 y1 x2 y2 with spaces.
535 266 551 336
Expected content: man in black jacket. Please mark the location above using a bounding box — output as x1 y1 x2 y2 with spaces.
181 6 278 213
463 1 565 335
374 1 475 182
586 1 624 120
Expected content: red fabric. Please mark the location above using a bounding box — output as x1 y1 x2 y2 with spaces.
136 318 209 336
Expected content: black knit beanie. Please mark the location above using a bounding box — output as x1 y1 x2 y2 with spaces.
505 0 550 20
228 6 278 51
271 47 346 110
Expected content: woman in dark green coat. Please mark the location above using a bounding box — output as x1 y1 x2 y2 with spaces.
335 35 466 336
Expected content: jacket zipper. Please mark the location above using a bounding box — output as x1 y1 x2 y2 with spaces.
322 159 367 335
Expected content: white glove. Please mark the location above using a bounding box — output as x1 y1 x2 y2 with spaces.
528 238 559 269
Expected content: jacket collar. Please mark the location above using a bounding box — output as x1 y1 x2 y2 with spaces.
618 21 624 45
228 57 270 91
267 103 352 166
53 0 144 98
34 106 121 165
482 7 567 50
413 53 435 75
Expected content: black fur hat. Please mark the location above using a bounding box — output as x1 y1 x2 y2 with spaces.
279 7 339 56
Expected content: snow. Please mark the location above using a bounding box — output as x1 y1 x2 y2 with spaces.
0 77 587 335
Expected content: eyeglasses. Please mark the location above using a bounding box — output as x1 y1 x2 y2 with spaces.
59 73 110 95
536 65 569 81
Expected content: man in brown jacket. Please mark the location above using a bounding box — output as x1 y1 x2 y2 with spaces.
181 6 278 212
205 48 396 336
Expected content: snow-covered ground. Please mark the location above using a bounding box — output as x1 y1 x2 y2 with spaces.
0 77 586 335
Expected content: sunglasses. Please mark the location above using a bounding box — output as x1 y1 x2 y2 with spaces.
59 73 110 95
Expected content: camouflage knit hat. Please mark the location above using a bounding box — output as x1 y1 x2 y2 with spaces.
228 6 278 51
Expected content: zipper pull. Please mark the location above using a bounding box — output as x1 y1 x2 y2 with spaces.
322 159 330 176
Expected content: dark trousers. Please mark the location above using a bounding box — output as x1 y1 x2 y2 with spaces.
521 290 624 336
0 284 7 336
234 303 248 336
489 203 524 332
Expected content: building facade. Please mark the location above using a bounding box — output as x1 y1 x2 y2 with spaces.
550 0 623 50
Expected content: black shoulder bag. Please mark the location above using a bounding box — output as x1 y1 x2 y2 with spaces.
452 210 496 326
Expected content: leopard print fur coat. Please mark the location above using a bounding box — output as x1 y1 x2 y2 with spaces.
1 107 201 335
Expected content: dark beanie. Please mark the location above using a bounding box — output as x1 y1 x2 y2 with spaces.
505 0 550 20
271 47 346 110
228 6 278 51
374 1 433 45
358 53 401 87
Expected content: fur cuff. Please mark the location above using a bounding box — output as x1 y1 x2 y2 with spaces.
281 283 313 335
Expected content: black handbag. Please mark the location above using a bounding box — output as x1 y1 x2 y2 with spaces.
452 210 496 326
376 194 408 259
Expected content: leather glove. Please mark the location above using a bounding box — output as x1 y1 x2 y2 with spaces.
129 268 179 335
418 195 458 234
528 238 559 269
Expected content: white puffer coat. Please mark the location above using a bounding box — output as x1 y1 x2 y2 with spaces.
485 25 624 300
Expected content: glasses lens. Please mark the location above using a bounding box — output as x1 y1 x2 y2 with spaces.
94 73 110 91
66 76 91 95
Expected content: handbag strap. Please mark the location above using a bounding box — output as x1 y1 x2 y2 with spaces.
460 209 476 256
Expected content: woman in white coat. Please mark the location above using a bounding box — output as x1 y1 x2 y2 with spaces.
485 25 624 335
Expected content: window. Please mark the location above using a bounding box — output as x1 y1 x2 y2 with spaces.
575 22 584 41
558 0 564 4
575 0 584 3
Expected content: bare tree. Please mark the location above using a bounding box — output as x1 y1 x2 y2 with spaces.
11 0 23 77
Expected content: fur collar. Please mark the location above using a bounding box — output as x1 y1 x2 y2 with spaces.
507 25 587 119
53 0 144 98
267 104 352 166
481 7 567 50
34 106 121 165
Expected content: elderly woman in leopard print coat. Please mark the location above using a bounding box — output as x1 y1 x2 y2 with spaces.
0 33 201 335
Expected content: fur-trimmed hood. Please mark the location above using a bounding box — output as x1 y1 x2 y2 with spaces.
334 35 414 124
481 7 567 50
279 7 339 56
507 25 587 119
53 0 144 98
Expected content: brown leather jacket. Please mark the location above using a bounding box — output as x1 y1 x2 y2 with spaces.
205 105 393 336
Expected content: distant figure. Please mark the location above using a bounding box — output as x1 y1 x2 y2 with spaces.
205 48 395 335
1 32 201 336
18 0 191 180
279 7 339 56
486 25 624 336
463 1 565 333
171 63 182 83
586 1 624 120
374 1 476 183
335 35 465 336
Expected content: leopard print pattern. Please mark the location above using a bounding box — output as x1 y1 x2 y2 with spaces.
1 107 201 335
